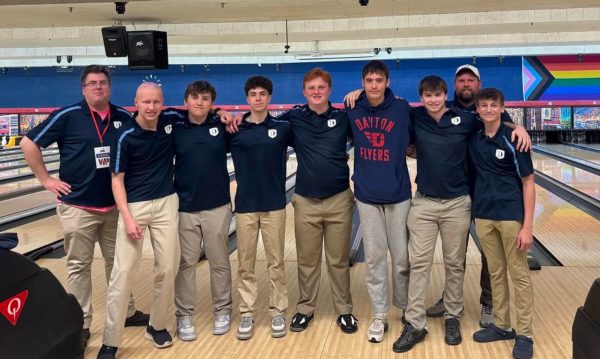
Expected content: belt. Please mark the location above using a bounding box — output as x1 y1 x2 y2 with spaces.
417 191 462 201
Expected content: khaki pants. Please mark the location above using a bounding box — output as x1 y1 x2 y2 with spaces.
475 219 534 337
57 204 136 329
175 204 233 316
293 188 354 316
406 193 471 330
356 198 411 314
236 209 287 318
103 194 180 347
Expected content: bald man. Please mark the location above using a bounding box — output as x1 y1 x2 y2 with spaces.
98 83 180 359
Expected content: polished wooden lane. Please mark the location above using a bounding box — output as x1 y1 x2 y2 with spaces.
0 191 56 217
532 184 600 267
538 144 600 165
10 216 64 254
532 153 600 200
0 176 42 196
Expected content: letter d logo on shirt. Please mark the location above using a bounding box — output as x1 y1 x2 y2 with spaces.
164 124 172 134
495 149 505 159
209 127 219 136
451 117 461 125
268 129 277 138
327 119 336 128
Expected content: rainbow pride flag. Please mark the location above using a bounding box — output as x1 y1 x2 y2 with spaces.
522 55 600 101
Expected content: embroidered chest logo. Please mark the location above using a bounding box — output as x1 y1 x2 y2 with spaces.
495 149 505 159
113 121 122 129
268 129 277 138
164 124 172 134
327 119 336 128
209 127 219 136
451 117 461 125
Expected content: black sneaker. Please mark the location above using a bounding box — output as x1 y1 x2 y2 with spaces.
125 310 150 327
393 323 428 353
290 312 314 332
82 328 90 348
445 318 462 345
336 314 358 333
97 344 117 359
144 325 173 349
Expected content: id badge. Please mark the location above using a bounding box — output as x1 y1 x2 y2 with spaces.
94 146 110 169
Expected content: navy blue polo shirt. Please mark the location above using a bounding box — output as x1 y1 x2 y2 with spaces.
447 97 513 122
345 88 413 204
279 103 352 199
469 122 534 221
26 100 132 207
165 108 230 212
227 113 292 213
411 106 480 198
110 112 175 203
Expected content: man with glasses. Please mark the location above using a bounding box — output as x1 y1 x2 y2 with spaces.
21 65 149 349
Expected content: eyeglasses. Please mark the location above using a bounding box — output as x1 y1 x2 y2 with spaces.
84 80 109 88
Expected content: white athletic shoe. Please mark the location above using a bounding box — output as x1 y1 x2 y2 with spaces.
176 315 197 341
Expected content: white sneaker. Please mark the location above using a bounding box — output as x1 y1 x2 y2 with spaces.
213 313 231 335
176 315 197 341
237 316 254 340
271 315 286 338
367 314 388 343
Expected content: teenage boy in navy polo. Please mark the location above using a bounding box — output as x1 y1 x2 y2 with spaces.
282 68 357 334
166 81 233 340
21 65 148 349
470 88 535 359
395 76 477 353
344 60 413 344
97 83 180 359
228 76 292 340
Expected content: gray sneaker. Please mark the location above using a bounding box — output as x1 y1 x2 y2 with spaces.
426 297 445 317
237 316 254 340
176 315 196 341
213 313 231 335
271 315 287 338
479 304 494 328
367 314 388 343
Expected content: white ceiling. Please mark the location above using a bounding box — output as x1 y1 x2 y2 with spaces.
0 0 599 66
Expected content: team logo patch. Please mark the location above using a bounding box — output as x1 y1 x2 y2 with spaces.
495 149 505 159
327 119 336 128
113 121 122 129
0 290 28 326
268 129 277 138
164 124 172 134
209 127 219 136
451 117 461 125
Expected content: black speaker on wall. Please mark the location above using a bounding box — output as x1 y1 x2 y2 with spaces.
101 26 128 57
127 31 169 70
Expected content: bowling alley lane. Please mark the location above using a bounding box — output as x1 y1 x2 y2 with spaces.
538 143 600 165
532 152 600 200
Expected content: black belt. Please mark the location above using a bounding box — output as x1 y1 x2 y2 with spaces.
417 191 462 201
